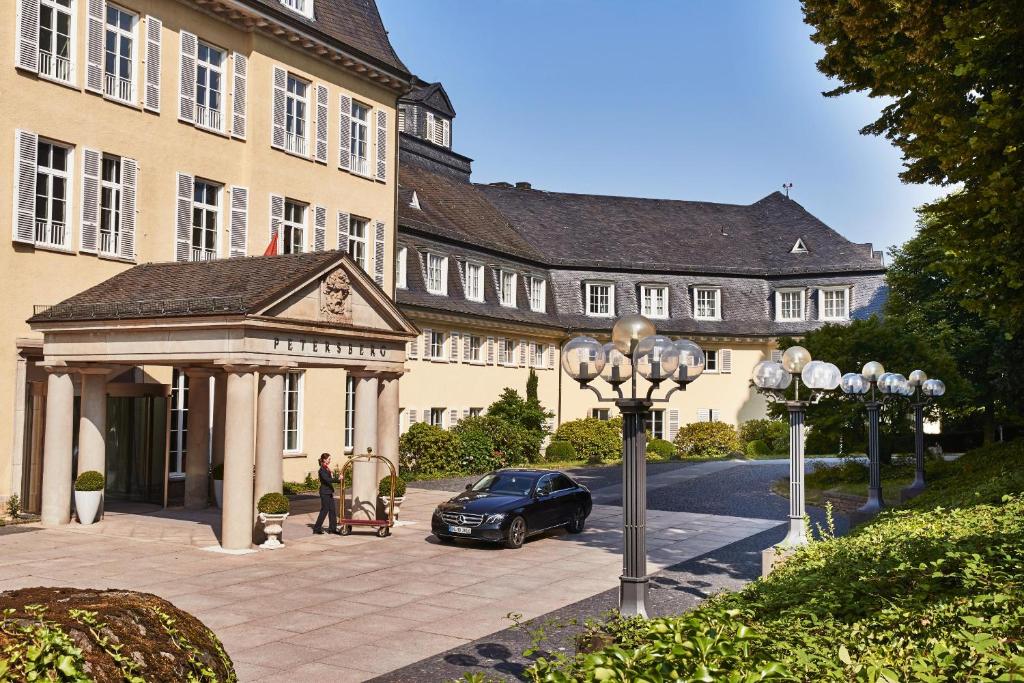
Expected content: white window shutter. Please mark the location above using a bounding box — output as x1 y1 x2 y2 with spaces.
337 211 350 252
143 16 162 112
119 157 137 260
338 94 352 170
449 332 459 362
178 31 197 122
711 409 721 422
229 185 248 257
422 329 432 358
463 407 470 419
85 0 105 93
174 172 193 261
697 409 710 422
407 339 418 360
720 349 733 374
463 334 471 361
269 193 284 243
79 148 101 253
425 111 434 141
519 340 528 367
271 66 286 149
487 336 495 365
373 220 385 286
547 345 556 369
315 83 328 163
771 350 783 363
313 205 326 252
668 410 680 441
449 408 459 427
375 109 387 181
497 337 507 365
527 342 536 368
12 129 38 244
408 409 417 425
230 52 247 138
16 0 40 72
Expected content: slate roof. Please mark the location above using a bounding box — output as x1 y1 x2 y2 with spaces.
400 81 456 117
30 252 344 322
244 0 409 77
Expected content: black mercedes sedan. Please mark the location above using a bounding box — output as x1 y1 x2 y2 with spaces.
431 469 592 548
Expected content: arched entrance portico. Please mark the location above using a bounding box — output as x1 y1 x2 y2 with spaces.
28 252 417 551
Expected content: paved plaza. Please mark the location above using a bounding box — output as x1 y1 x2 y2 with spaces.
0 468 779 682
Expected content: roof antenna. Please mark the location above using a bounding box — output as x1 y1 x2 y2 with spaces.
782 182 793 199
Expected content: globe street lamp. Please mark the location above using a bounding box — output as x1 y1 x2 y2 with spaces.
900 371 946 499
751 347 841 547
562 315 703 617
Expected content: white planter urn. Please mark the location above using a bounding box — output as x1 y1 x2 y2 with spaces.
380 496 406 521
213 479 223 508
258 512 288 549
74 491 102 525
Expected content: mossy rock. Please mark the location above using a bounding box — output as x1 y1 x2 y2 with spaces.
0 587 236 682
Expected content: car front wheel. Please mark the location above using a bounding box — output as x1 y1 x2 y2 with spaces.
505 516 526 549
568 506 586 534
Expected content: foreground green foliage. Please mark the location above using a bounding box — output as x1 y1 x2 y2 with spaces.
739 419 788 455
530 441 1024 681
256 492 289 515
73 470 104 492
673 421 740 458
554 418 622 464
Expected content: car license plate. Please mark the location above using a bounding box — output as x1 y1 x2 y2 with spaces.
449 525 472 535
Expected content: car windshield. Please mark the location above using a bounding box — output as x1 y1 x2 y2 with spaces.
470 472 536 496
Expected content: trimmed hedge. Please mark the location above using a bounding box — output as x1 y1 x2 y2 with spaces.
74 471 104 492
554 418 621 464
399 422 462 477
645 438 676 460
545 440 577 462
673 421 740 458
256 492 289 515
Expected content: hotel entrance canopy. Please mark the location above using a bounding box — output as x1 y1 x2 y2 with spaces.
28 252 418 551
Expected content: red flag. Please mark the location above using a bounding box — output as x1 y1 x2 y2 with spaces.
263 230 279 256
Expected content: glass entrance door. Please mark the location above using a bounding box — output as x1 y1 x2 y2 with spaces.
104 396 167 504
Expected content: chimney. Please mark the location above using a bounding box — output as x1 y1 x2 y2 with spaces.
515 181 532 190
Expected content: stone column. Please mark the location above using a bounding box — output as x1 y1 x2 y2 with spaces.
221 367 256 551
211 373 227 470
77 370 109 478
351 373 379 520
254 370 285 515
184 369 213 509
40 367 75 527
376 374 401 482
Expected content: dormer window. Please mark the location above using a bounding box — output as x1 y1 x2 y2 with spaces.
279 0 314 19
775 289 805 321
819 287 849 320
527 276 546 313
640 285 668 319
499 269 517 307
426 112 450 147
425 252 448 295
464 262 484 302
586 282 614 317
693 287 721 320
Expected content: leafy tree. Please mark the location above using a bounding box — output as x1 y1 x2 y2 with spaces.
526 369 539 402
802 0 1024 332
486 387 552 436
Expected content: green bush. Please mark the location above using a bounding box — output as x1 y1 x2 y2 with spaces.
673 421 740 458
554 418 621 464
452 415 541 471
399 422 462 477
744 439 771 457
739 418 789 454
257 492 289 515
545 440 577 462
74 471 104 492
6 494 21 518
646 438 676 460
378 476 407 498
211 463 224 480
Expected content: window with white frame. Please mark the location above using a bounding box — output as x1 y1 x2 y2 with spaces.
694 287 721 320
533 343 546 367
168 369 188 478
103 5 136 102
395 246 407 289
425 253 447 295
464 262 484 302
428 407 445 427
350 101 370 175
467 335 483 363
705 349 718 372
429 331 446 360
344 376 355 451
98 155 122 255
820 287 849 320
641 285 668 319
38 0 74 83
195 42 224 132
285 74 309 155
777 289 805 321
501 338 515 366
347 216 368 270
586 282 614 317
189 179 219 260
591 408 610 420
645 409 665 440
279 0 313 19
528 276 546 312
283 371 303 452
499 270 517 307
282 199 305 254
34 140 72 249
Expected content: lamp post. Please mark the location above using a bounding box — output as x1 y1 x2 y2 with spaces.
839 362 909 517
900 371 946 499
561 315 704 617
751 347 841 547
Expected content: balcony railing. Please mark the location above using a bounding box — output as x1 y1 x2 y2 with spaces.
104 73 134 103
352 154 369 176
38 51 71 83
285 133 308 157
191 247 216 262
35 220 66 248
195 104 222 132
99 230 118 255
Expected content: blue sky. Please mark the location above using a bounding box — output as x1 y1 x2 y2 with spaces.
377 1 945 253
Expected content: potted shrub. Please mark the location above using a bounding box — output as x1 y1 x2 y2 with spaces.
211 464 224 508
378 476 407 521
256 492 290 549
74 471 104 525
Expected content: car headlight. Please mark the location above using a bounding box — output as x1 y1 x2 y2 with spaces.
485 513 506 525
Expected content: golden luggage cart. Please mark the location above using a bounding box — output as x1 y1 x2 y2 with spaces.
336 450 396 538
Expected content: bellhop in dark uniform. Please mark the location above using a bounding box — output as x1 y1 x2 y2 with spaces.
313 453 337 534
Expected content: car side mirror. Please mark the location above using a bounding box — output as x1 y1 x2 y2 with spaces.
465 483 473 490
